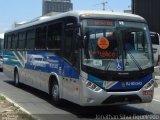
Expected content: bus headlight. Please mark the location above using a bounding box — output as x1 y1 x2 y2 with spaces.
86 81 92 87
80 76 102 92
143 80 154 90
86 80 102 91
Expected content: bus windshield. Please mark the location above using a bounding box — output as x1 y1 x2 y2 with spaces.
82 20 153 71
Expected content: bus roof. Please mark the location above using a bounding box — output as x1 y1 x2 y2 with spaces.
6 10 146 33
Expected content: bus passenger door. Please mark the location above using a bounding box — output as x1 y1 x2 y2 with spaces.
62 28 80 102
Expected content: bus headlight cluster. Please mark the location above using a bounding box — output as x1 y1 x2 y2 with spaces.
85 80 102 92
143 80 154 90
81 76 102 92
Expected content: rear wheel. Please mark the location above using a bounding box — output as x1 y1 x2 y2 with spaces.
14 70 20 87
51 80 61 106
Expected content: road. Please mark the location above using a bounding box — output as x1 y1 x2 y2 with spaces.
0 72 160 120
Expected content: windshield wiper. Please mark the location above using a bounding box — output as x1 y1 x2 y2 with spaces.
104 60 112 70
127 50 142 71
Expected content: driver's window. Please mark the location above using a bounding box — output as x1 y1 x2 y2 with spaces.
136 32 146 50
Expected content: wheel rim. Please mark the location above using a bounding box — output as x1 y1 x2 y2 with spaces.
52 84 59 101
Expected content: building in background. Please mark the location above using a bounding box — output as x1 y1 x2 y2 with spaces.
42 0 73 15
132 0 160 34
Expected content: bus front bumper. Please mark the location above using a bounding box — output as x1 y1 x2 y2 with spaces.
80 81 154 106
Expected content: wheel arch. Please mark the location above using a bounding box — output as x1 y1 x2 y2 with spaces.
48 72 61 95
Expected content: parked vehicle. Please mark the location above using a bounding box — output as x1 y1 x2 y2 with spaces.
150 32 160 66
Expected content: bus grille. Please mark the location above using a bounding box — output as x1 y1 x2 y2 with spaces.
105 88 141 92
102 95 142 104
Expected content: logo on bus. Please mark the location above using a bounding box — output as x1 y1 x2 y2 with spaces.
125 82 143 86
121 82 143 88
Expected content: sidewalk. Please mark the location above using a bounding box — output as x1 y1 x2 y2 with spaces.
0 95 35 120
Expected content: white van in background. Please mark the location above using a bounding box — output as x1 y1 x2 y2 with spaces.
150 32 160 66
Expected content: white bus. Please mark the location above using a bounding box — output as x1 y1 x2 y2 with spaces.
3 11 154 106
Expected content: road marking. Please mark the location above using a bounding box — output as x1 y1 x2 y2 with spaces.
153 99 160 103
0 93 31 115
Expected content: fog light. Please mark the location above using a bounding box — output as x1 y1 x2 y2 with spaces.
86 98 94 103
84 97 94 103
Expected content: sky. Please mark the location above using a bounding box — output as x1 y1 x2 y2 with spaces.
0 0 131 33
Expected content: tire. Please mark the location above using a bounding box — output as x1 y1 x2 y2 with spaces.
51 80 61 106
14 70 20 87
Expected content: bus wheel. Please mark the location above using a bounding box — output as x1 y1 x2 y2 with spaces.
51 81 61 106
14 71 20 87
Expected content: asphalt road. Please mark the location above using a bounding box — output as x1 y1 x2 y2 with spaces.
0 72 160 120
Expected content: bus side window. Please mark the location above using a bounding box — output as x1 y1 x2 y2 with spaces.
4 35 8 49
26 30 35 49
35 27 46 49
7 35 12 49
47 23 62 49
18 32 26 49
12 34 18 49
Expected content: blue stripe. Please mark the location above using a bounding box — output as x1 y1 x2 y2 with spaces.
110 74 152 90
88 74 152 90
3 51 79 79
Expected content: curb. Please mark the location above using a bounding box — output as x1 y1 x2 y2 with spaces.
0 93 31 115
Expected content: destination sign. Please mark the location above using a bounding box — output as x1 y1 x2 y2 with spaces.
87 20 115 27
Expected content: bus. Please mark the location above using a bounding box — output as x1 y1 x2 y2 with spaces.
3 11 154 106
150 32 160 66
0 33 4 72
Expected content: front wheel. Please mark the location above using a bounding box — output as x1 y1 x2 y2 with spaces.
51 81 61 106
14 71 20 87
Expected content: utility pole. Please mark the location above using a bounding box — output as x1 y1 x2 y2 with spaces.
95 0 108 11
